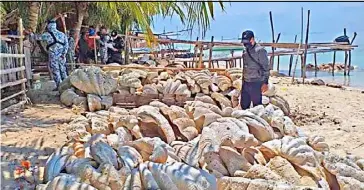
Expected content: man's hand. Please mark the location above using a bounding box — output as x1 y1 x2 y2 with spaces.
261 83 268 93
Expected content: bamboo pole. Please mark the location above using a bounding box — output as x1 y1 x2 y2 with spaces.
332 51 336 76
291 7 304 84
18 18 27 102
344 51 348 76
343 28 348 76
208 36 214 68
0 78 27 89
0 66 25 75
269 11 275 70
314 53 317 77
302 10 311 83
275 33 281 71
0 53 26 58
288 35 298 76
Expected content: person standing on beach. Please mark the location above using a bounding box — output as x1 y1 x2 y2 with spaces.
240 30 269 109
30 19 69 90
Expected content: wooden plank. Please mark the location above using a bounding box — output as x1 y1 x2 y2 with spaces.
0 53 25 58
302 9 311 81
1 100 26 113
0 90 26 103
124 33 357 51
0 78 27 89
101 65 227 72
0 66 25 75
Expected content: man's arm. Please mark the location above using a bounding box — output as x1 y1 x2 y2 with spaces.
259 48 270 84
31 32 49 41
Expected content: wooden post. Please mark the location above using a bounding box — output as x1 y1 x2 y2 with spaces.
343 28 348 76
314 53 317 77
288 35 298 76
332 51 336 76
291 7 304 84
208 36 214 68
348 32 357 76
302 9 311 82
18 18 27 103
192 37 199 67
275 33 281 71
269 11 275 70
198 43 203 68
344 51 348 76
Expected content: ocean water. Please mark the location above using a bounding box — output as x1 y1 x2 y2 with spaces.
280 70 364 90
204 49 364 89
160 44 364 89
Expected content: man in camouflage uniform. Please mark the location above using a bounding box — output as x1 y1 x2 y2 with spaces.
67 29 76 70
31 20 69 90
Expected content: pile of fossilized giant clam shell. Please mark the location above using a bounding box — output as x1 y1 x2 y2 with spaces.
59 65 289 115
37 95 364 189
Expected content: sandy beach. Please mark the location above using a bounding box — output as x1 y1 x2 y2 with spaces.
1 77 364 188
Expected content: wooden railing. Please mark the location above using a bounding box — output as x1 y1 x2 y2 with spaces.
1 18 28 113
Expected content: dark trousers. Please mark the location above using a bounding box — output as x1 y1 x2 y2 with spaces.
240 81 263 109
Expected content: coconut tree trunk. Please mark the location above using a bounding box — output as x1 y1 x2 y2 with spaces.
74 2 88 45
28 2 40 32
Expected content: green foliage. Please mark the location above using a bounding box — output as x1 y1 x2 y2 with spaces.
1 1 226 41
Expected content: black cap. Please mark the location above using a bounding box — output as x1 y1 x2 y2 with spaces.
241 30 254 43
111 30 117 37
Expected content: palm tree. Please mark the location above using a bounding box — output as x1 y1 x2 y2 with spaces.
28 2 40 32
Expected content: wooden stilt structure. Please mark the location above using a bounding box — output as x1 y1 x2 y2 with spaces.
288 35 298 76
302 9 311 82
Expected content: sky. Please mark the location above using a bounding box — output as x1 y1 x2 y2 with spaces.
152 2 364 70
